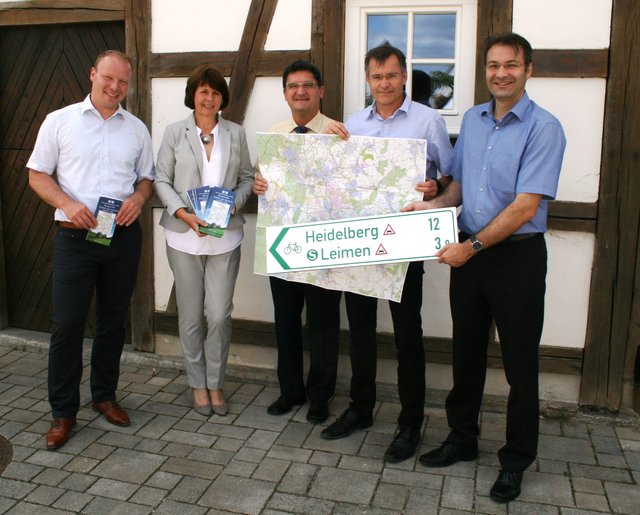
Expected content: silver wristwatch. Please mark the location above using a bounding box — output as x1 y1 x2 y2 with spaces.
469 234 484 251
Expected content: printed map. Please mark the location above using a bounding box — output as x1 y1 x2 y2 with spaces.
254 133 426 301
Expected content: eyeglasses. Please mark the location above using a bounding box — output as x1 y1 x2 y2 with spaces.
368 72 402 82
486 63 524 71
285 81 318 91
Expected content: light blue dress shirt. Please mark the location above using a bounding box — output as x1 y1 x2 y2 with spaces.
27 95 155 222
345 95 453 179
451 92 566 235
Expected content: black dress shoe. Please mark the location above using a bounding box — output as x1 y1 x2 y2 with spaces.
418 442 478 467
320 408 372 440
490 469 523 503
384 426 422 463
306 402 329 423
267 395 306 415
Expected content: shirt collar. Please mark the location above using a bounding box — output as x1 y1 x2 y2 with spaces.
367 94 410 121
81 94 124 119
482 91 531 122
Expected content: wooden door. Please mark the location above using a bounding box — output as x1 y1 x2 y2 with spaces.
0 22 124 333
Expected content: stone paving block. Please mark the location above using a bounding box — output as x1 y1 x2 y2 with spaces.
538 458 569 475
3 501 70 514
252 457 290 482
162 429 217 448
52 490 93 512
275 420 312 447
569 463 632 482
382 467 443 490
134 438 167 454
277 462 317 495
1 462 44 481
222 458 258 477
267 492 334 514
333 503 399 514
616 426 640 441
200 474 276 514
172 417 205 432
91 448 166 483
7 396 40 410
81 442 116 460
136 414 179 439
235 445 267 463
120 392 152 410
571 477 604 494
87 477 138 500
82 496 152 515
161 456 222 480
144 470 182 490
234 404 294 432
160 442 193 457
595 452 628 468
57 427 104 454
90 411 155 435
304 425 366 455
308 466 378 504
0 498 15 514
153 499 207 514
441 475 474 511
139 400 190 418
587 424 616 437
474 495 508 514
0 385 33 406
538 435 596 464
339 455 384 474
31 467 71 486
358 443 386 460
0 420 28 439
198 421 253 440
0 477 36 499
24 484 64 506
604 481 640 514
506 470 574 507
539 418 563 436
3 408 41 424
267 444 313 463
147 376 173 387
244 428 279 450
58 471 98 492
574 492 610 512
7 444 36 463
507 501 559 514
403 486 440 514
129 485 168 507
620 438 640 452
309 450 341 467
591 435 622 455
188 447 234 465
212 436 244 452
167 475 210 503
233 382 262 397
480 421 506 442
624 450 640 470
371 482 409 510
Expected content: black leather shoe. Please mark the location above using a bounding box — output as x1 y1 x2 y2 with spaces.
267 395 306 415
306 402 329 423
384 426 422 463
490 469 523 503
418 442 478 467
320 408 372 440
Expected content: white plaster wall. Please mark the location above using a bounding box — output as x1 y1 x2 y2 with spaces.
151 0 251 53
264 0 312 50
527 78 605 203
513 0 612 49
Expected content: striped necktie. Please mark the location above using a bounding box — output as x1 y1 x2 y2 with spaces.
293 125 309 134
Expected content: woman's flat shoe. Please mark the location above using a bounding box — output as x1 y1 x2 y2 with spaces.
211 401 228 416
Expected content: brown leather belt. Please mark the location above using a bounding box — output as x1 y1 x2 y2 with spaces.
57 221 85 230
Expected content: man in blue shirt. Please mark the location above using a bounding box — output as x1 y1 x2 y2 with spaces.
403 33 566 502
322 44 453 464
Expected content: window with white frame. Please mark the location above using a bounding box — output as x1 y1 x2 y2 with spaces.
344 0 478 134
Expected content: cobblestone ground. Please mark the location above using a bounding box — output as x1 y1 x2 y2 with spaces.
0 341 639 514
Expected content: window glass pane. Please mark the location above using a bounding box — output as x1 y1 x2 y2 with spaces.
367 14 407 53
412 64 455 110
413 14 455 58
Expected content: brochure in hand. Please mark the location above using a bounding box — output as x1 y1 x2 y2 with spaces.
86 196 122 246
187 186 236 238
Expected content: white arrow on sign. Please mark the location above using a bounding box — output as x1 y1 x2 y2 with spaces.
266 207 458 273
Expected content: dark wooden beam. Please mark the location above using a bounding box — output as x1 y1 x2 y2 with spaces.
580 0 640 410
0 0 124 26
474 0 513 104
225 0 278 124
533 49 609 78
125 0 154 353
0 193 7 329
548 201 598 232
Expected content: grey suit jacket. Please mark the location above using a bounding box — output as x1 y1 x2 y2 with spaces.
155 114 254 233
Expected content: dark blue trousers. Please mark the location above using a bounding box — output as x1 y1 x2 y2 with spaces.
48 222 141 418
445 234 547 472
345 260 425 429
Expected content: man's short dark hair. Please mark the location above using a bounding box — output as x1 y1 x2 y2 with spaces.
184 65 230 111
282 60 323 88
483 32 533 68
365 43 407 74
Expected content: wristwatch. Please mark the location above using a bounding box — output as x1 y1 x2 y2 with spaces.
469 234 484 252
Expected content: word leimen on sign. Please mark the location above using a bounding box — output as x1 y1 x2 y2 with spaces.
266 208 458 273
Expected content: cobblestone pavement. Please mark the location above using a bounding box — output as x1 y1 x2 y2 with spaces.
0 340 639 514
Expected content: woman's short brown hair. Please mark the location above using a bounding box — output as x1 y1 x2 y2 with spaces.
184 65 229 111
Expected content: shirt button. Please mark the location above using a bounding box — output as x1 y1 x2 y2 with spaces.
479 188 484 192
495 126 500 130
476 209 481 214
482 167 487 171
487 146 492 150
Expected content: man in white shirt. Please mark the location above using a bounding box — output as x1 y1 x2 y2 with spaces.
254 61 342 424
27 50 155 450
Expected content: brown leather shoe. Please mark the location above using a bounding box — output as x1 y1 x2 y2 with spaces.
91 400 130 426
46 417 76 450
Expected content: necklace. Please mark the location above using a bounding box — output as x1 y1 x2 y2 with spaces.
200 133 213 144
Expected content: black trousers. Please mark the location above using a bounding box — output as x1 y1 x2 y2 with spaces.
269 276 341 403
445 234 547 472
344 260 425 428
48 222 142 418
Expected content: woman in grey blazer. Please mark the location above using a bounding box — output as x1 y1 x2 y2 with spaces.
155 66 253 416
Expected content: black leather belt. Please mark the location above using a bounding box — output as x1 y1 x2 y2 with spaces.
459 232 540 243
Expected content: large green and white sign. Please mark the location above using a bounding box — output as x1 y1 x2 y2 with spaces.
266 208 458 273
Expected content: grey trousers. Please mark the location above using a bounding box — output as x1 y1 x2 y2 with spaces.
166 244 241 390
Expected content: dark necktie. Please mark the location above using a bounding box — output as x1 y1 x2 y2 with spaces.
293 125 309 134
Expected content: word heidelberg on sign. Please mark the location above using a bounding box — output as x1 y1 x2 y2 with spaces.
266 208 458 273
